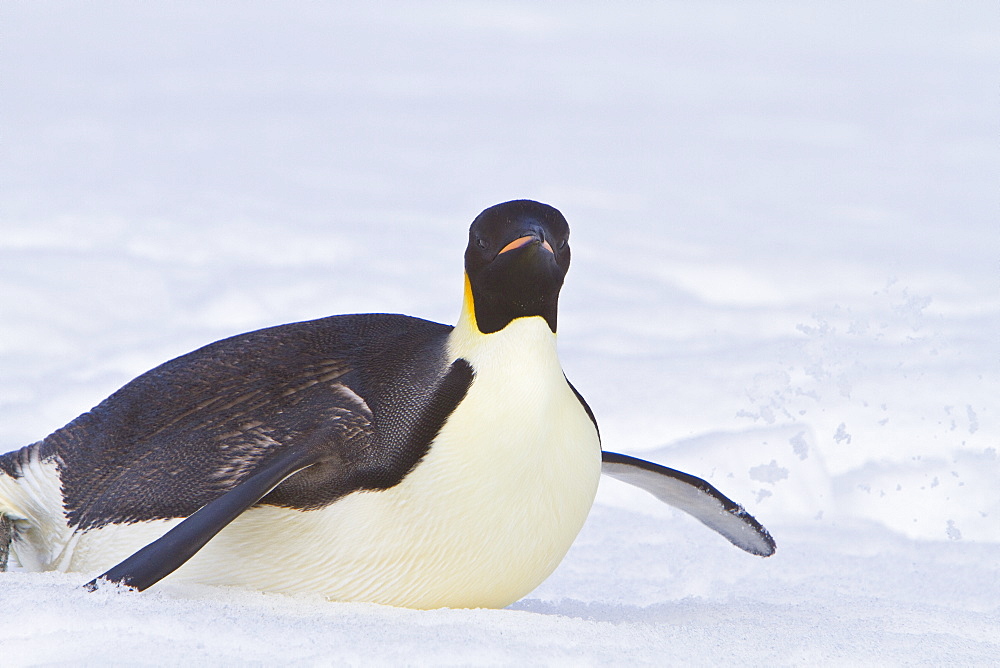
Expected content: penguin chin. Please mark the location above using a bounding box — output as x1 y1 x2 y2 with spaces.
471 247 565 335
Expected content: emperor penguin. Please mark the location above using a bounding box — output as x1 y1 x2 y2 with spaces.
0 200 774 609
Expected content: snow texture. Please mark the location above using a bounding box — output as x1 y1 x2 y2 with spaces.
1 2 997 665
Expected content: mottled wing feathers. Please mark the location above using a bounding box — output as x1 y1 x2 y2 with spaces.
601 451 776 557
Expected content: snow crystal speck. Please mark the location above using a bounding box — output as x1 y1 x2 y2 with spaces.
749 460 790 484
789 431 810 460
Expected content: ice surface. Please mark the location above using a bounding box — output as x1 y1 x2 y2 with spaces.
1 2 997 664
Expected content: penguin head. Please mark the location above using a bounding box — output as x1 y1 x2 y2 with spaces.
464 200 571 334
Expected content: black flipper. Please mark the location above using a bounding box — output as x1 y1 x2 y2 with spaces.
84 443 326 592
601 451 776 557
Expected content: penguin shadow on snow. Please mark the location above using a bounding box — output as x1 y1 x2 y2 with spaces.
0 200 775 610
509 596 786 627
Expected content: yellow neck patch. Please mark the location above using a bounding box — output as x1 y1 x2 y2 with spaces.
451 272 558 366
460 272 478 333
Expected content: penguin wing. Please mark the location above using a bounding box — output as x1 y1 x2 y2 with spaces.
601 451 776 557
84 437 330 592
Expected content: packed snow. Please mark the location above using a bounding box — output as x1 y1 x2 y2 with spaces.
1 2 997 665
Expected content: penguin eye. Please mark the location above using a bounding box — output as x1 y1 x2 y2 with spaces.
476 238 489 250
557 239 567 250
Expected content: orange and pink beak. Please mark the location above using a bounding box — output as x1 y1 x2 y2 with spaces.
499 235 554 255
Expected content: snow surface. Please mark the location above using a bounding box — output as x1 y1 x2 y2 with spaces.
1 1 998 665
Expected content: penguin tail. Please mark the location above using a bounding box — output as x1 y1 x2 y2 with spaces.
0 512 11 572
0 442 68 572
0 449 21 572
